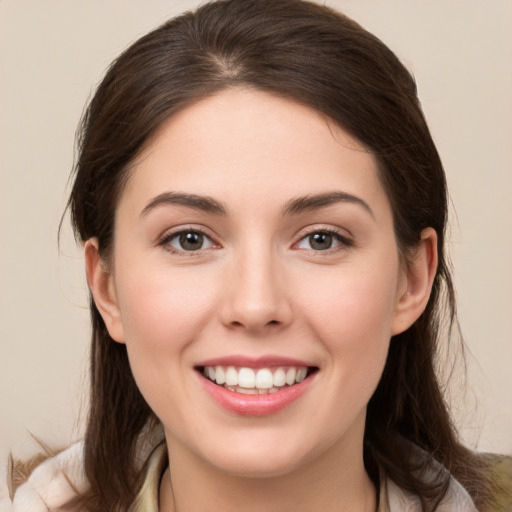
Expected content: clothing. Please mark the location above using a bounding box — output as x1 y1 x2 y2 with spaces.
2 442 88 512
2 441 506 511
131 443 479 512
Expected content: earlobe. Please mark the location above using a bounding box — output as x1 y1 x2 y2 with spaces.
391 228 438 335
84 239 126 343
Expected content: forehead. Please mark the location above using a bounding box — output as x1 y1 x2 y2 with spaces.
120 88 389 218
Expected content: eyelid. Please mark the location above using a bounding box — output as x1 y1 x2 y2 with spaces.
292 226 354 253
158 225 221 254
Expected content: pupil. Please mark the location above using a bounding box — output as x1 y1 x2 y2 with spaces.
180 232 203 250
310 232 332 250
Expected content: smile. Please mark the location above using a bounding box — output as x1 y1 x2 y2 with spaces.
195 356 318 416
201 365 312 395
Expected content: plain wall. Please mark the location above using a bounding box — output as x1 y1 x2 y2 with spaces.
1 0 511 486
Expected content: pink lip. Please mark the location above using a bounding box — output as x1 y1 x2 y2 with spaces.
196 354 314 369
196 361 317 417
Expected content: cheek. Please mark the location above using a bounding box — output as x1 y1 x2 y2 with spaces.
112 262 220 425
296 263 399 392
302 268 399 343
109 265 221 428
114 262 218 350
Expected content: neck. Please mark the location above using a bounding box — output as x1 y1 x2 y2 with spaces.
159 434 377 512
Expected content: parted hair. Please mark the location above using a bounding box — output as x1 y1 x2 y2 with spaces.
65 0 492 510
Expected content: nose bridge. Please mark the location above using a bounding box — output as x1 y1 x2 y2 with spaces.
221 237 291 331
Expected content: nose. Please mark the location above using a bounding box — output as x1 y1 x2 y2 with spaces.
219 244 293 334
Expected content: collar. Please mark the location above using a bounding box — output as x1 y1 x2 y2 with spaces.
131 443 478 512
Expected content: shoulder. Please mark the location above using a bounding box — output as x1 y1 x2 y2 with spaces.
3 440 167 512
484 453 512 512
383 443 512 512
4 442 88 512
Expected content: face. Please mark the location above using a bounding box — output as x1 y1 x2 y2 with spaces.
89 89 430 479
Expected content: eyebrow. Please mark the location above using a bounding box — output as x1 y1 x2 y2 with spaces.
282 191 375 219
141 192 228 217
141 190 374 219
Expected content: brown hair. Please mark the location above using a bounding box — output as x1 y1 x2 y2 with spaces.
66 0 491 510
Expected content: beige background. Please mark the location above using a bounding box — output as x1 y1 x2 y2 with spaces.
1 0 511 482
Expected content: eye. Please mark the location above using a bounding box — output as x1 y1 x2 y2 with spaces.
296 230 351 251
164 229 215 252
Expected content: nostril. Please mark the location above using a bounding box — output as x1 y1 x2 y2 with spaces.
228 319 281 330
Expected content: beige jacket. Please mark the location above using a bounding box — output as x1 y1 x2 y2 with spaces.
2 442 481 511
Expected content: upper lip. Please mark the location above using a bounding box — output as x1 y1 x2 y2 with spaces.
196 355 317 369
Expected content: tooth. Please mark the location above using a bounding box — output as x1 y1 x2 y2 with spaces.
296 368 307 383
255 368 273 389
285 368 297 386
215 366 226 385
273 368 286 387
210 365 310 391
237 386 258 394
225 366 238 386
238 367 256 388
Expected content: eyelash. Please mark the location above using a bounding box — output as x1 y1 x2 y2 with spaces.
159 227 218 256
158 227 353 256
294 228 353 254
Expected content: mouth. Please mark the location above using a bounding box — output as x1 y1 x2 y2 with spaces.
197 365 319 395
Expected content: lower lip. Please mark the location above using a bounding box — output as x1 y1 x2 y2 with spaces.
198 372 315 416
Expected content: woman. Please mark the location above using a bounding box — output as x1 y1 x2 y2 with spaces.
6 0 511 511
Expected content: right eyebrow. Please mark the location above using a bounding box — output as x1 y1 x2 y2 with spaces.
140 192 228 217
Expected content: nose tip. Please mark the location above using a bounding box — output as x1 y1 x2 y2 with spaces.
227 305 287 333
219 259 292 333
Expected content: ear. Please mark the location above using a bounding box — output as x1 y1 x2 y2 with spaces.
84 238 126 343
391 228 438 336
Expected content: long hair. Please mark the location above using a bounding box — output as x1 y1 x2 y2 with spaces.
67 0 491 510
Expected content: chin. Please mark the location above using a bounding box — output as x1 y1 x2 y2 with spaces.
209 449 307 479
191 427 324 479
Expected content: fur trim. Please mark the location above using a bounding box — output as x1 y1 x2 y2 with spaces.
6 442 88 512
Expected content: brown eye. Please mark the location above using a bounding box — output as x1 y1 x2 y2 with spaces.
167 230 214 251
308 232 333 251
296 230 351 252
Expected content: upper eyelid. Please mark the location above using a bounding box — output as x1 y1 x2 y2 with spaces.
159 225 217 242
158 227 221 254
292 227 354 250
159 228 220 257
294 225 353 241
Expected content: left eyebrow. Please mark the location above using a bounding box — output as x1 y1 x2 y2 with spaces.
282 191 375 219
140 192 228 217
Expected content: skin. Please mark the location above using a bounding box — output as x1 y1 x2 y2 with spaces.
86 88 437 511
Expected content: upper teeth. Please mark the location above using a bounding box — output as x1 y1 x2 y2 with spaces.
203 366 308 389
